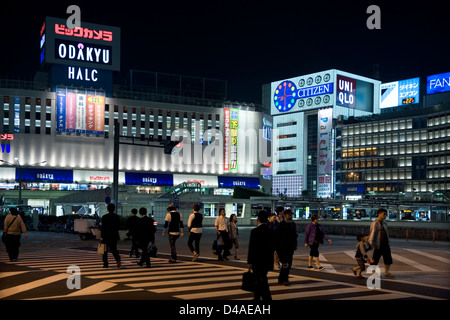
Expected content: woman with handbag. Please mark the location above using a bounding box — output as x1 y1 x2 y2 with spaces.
3 207 27 261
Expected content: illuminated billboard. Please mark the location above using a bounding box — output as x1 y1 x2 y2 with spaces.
271 70 334 114
56 88 105 135
427 72 450 95
224 107 239 172
317 108 333 198
380 77 420 108
41 17 120 71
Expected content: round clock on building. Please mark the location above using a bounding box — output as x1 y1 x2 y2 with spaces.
274 80 297 112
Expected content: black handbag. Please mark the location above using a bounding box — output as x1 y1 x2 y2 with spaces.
241 271 257 292
148 243 158 258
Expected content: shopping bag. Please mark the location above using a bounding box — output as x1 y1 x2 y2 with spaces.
148 243 158 258
241 271 257 292
97 243 106 255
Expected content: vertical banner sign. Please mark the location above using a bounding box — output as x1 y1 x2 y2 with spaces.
317 108 333 198
224 108 230 171
337 75 356 108
57 90 67 132
230 108 239 172
94 96 105 133
76 94 86 133
66 92 76 133
56 88 104 135
86 95 96 134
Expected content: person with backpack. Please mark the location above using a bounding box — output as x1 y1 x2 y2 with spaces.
136 207 156 268
162 204 184 263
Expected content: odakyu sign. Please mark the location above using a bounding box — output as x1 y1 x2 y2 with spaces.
41 16 120 72
271 70 334 114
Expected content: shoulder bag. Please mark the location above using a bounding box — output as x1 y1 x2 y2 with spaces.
2 216 18 244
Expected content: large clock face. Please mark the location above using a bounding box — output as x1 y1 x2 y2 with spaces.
274 80 297 112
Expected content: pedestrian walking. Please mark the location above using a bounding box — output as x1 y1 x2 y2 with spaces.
352 234 372 278
275 209 298 285
247 210 275 301
187 204 203 262
215 208 231 261
268 206 284 269
162 204 184 263
136 207 156 268
304 214 332 271
127 208 140 258
369 208 394 278
3 207 27 261
229 213 239 260
100 203 121 268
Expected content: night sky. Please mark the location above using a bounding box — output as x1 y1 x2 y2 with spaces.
1 0 449 104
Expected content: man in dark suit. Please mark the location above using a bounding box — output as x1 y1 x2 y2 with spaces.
247 210 274 301
136 207 156 268
101 203 121 268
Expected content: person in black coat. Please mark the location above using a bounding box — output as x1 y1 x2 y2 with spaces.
127 208 140 258
136 207 156 268
275 209 298 285
100 203 121 268
247 210 274 301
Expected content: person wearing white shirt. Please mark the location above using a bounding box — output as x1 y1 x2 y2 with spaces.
214 208 230 261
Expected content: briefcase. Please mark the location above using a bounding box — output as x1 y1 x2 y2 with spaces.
241 271 257 292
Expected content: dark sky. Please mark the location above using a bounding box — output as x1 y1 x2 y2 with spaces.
1 0 449 104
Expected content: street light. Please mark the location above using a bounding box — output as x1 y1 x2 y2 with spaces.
0 159 47 205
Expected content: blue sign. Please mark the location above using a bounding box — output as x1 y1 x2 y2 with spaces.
18 168 74 183
427 72 450 94
218 176 260 188
297 83 333 100
125 172 173 186
340 184 365 194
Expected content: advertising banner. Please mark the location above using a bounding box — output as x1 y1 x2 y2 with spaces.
224 107 239 172
427 72 450 94
56 88 105 135
317 108 333 198
125 172 174 186
380 77 420 108
336 75 356 108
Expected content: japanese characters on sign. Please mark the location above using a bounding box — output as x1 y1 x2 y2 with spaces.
380 77 420 108
54 24 113 42
57 88 105 135
223 108 239 172
0 134 13 154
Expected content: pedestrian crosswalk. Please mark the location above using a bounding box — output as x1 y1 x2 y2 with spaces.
0 247 448 300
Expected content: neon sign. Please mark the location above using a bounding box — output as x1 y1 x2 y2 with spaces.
0 134 13 153
54 24 113 42
56 39 111 66
337 75 356 108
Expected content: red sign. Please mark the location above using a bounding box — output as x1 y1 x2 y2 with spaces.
0 134 14 140
55 24 113 42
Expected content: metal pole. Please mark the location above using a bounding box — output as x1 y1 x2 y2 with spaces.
113 119 120 209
